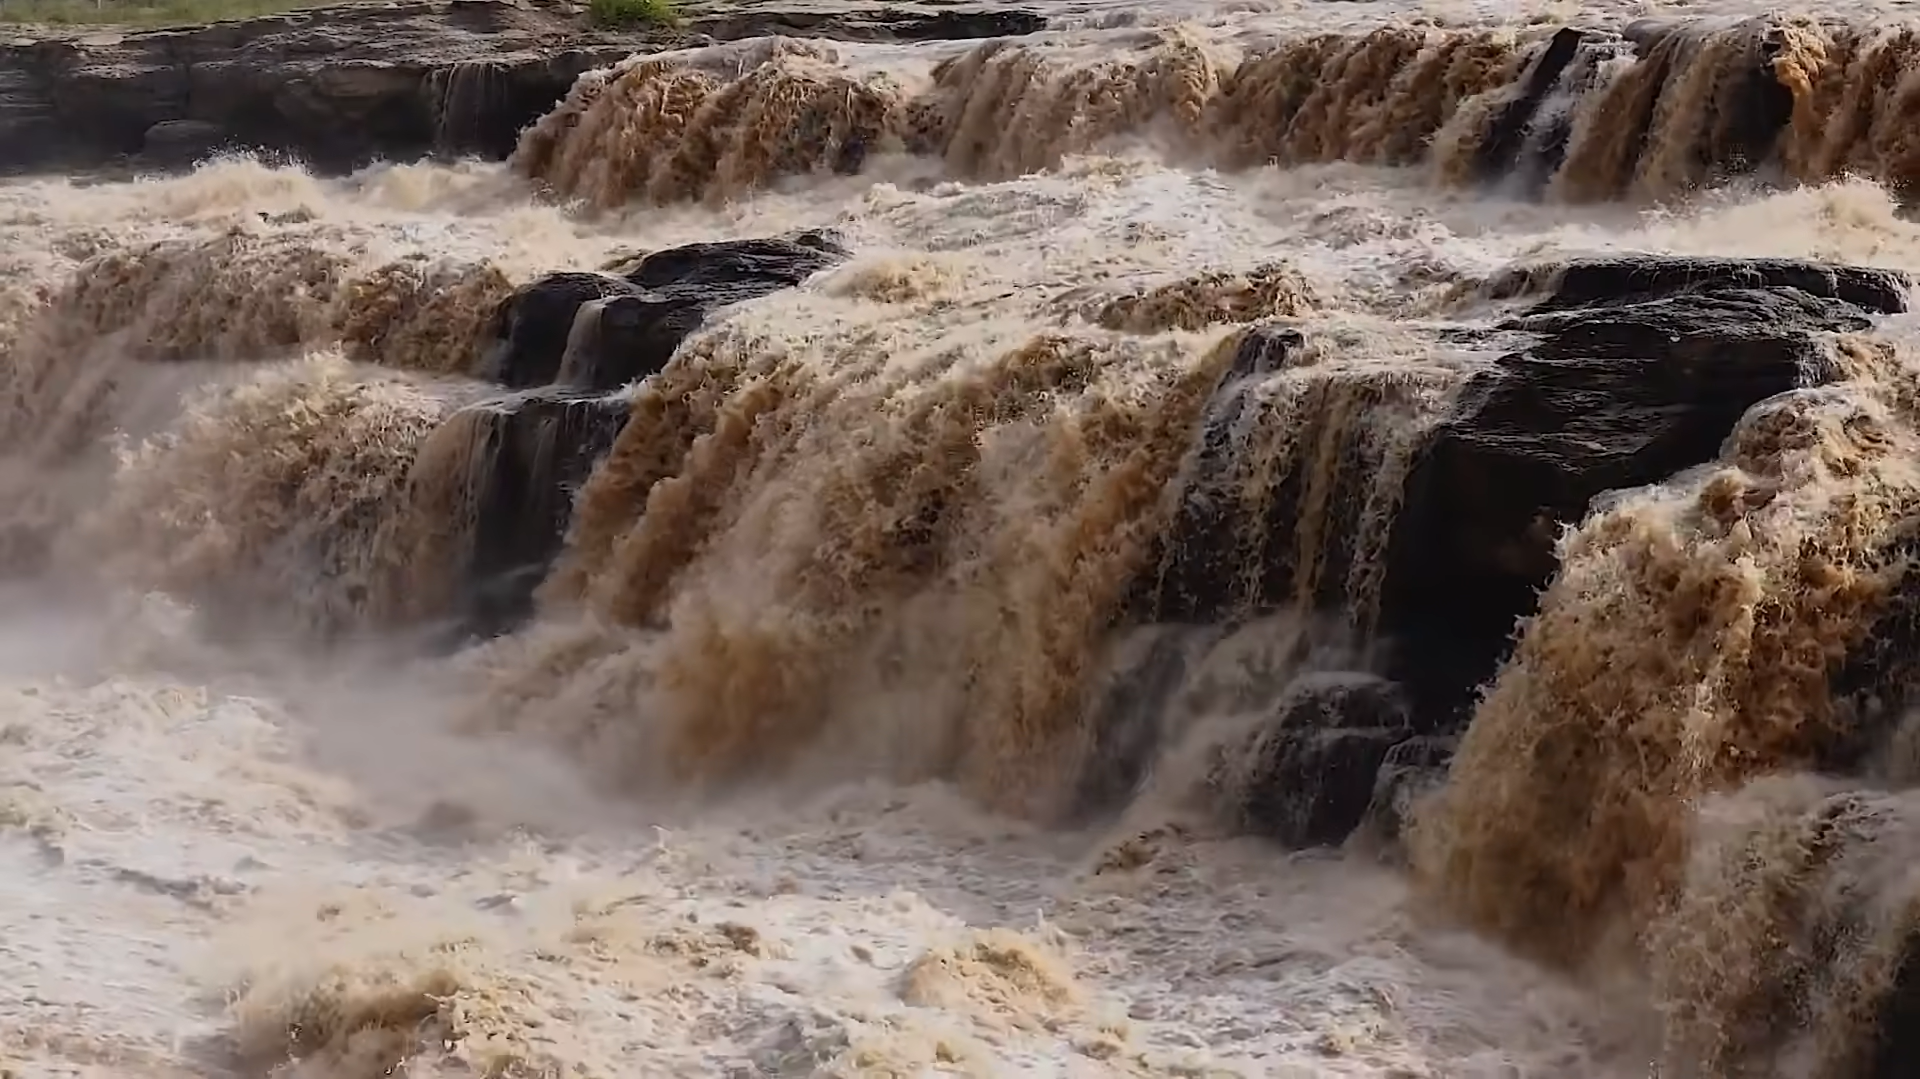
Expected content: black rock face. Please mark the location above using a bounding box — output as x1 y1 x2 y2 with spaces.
1355 734 1455 857
454 388 633 640
481 271 647 390
1128 325 1310 623
142 119 230 166
1872 941 1920 1079
1209 672 1416 849
1072 625 1226 818
0 1 1050 176
1104 253 1911 850
1465 19 1796 196
443 228 852 639
1378 255 1910 727
1471 27 1612 185
1833 534 1920 773
480 230 851 392
1487 255 1912 315
426 54 619 161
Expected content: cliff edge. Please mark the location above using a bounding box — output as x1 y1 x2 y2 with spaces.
0 0 1044 173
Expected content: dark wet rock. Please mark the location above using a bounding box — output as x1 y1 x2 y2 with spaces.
482 229 850 391
406 228 847 641
618 230 849 292
0 0 1047 174
1071 624 1231 818
141 118 229 165
1126 314 1455 632
1129 325 1311 623
1873 946 1920 1079
1834 560 1920 774
425 56 620 161
1129 252 1909 785
482 272 645 389
455 387 631 638
1485 255 1913 315
1649 20 1796 180
1378 254 1911 726
1466 18 1795 196
1085 254 1913 854
1827 483 1920 776
1355 734 1454 857
0 2 633 174
1208 672 1416 850
1471 28 1611 185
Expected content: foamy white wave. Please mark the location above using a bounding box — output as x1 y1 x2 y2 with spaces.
0 598 1631 1078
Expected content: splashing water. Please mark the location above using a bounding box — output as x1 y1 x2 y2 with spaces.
16 5 1920 1076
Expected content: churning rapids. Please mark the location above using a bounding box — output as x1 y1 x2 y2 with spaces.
25 2 1920 1075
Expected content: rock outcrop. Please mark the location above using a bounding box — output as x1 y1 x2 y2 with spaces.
1117 253 1912 848
1206 672 1417 849
449 229 850 637
1353 734 1454 857
0 0 1044 174
1379 255 1909 725
1467 26 1614 186
1126 324 1317 627
453 387 633 638
1462 18 1793 196
481 228 849 391
1835 533 1920 772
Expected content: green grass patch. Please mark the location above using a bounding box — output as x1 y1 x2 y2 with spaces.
0 0 335 28
586 0 676 30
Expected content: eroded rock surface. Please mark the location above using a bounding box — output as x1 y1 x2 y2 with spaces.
453 387 633 638
0 0 1044 173
1462 19 1792 196
1111 253 1911 849
1207 672 1417 850
1379 255 1910 726
1353 734 1453 857
450 228 850 637
480 228 849 391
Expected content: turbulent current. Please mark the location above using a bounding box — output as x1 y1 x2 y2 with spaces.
18 4 1920 1077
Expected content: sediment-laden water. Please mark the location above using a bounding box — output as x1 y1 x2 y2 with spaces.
10 6 1920 1076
